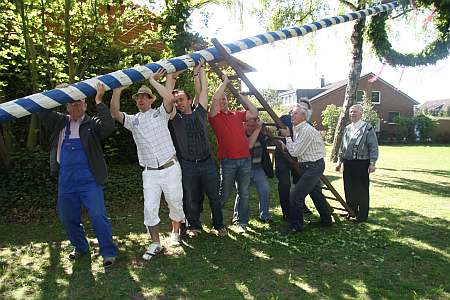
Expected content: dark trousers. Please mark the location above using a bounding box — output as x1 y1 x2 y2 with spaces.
289 158 331 230
343 159 370 221
180 158 224 230
275 151 313 219
275 151 299 219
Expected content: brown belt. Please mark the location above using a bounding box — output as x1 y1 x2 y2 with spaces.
145 158 177 170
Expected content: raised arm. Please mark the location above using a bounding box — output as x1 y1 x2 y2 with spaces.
209 74 229 117
91 83 114 139
247 120 263 149
110 85 127 124
148 68 175 116
38 83 68 131
193 64 201 106
197 64 208 110
165 69 184 92
240 94 259 119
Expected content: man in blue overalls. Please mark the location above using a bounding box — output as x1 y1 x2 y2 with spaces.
38 83 117 268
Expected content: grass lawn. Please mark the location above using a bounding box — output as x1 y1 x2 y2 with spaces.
1 145 449 299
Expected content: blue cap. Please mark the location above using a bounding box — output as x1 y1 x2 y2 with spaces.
279 114 293 130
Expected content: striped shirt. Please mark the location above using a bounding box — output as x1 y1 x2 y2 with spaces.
123 104 176 168
286 121 325 163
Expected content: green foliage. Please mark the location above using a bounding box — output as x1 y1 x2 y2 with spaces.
367 1 450 67
0 148 145 222
394 114 436 142
255 0 329 30
158 0 207 57
0 149 57 220
414 114 436 141
0 0 188 158
361 95 378 127
321 104 342 143
395 115 416 142
260 88 282 108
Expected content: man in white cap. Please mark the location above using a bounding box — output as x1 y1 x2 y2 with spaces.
110 68 185 261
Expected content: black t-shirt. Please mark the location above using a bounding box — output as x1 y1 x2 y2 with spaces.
170 105 211 160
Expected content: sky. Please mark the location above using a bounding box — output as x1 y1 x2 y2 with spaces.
186 1 449 104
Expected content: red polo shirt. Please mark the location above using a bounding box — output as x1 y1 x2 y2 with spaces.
209 110 250 160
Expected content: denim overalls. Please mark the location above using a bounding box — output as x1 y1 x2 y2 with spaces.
57 121 117 258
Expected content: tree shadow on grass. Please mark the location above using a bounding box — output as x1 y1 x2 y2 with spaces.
1 206 449 299
240 207 450 299
379 167 450 179
372 175 449 197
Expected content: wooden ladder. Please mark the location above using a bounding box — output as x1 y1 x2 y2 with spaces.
207 38 354 221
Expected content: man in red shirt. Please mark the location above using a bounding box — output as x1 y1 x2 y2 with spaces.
208 74 258 232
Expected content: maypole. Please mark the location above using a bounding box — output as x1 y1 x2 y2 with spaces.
0 1 399 123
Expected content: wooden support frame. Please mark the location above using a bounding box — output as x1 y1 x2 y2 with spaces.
207 38 354 220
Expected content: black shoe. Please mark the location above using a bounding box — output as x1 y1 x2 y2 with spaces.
280 226 303 236
103 257 116 268
68 249 87 260
179 222 188 238
260 218 273 224
308 220 333 227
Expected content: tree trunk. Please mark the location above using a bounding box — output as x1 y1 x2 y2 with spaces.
330 13 366 162
16 0 40 150
64 0 75 83
40 0 53 88
0 128 12 170
0 89 12 169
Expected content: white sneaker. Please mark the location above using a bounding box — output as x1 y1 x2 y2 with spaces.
169 232 181 247
142 243 163 261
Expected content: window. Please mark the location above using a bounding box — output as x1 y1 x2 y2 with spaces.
356 90 365 103
281 93 296 106
388 111 400 123
371 91 381 104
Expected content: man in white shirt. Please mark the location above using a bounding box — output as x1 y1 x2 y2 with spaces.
280 103 332 232
110 68 185 261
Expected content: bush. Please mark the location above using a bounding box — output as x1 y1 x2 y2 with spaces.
0 149 57 221
395 116 416 142
393 114 436 143
321 104 342 143
0 148 145 223
415 114 436 142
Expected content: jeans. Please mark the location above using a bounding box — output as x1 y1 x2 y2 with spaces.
180 157 224 230
251 165 271 220
289 158 331 230
220 157 252 226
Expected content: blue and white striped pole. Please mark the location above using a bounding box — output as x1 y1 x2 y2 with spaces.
0 1 398 123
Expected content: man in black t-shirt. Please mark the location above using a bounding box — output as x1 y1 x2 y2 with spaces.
167 63 226 237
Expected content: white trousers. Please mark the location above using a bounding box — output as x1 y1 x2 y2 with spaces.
142 161 184 227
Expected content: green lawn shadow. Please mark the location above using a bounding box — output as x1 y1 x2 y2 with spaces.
4 207 448 299
372 175 449 197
